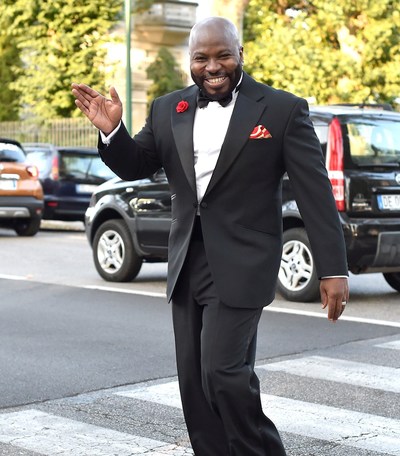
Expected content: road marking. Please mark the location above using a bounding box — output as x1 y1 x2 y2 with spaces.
116 380 400 455
1 273 399 328
265 305 400 328
0 409 193 455
0 273 28 281
258 356 400 393
84 284 166 298
375 339 400 350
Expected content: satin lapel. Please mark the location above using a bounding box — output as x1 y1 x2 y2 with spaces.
171 87 198 194
205 77 267 197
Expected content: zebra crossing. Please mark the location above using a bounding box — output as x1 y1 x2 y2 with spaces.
0 335 398 456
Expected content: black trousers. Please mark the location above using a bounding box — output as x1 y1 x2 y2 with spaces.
171 218 287 456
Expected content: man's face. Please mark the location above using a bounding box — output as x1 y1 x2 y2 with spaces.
190 27 243 101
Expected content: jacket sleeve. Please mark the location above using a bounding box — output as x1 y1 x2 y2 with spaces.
282 98 348 277
97 101 162 181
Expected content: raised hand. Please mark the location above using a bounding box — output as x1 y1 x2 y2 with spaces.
71 83 123 135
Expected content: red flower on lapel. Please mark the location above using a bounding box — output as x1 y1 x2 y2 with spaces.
249 125 272 139
176 100 189 113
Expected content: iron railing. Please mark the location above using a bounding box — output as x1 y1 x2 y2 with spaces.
0 118 98 147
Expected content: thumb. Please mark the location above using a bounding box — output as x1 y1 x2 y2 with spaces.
320 283 328 309
109 86 121 105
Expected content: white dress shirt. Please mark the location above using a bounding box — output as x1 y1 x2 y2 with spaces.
193 90 239 203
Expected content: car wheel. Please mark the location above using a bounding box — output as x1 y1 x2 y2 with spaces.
14 217 41 236
382 272 400 292
93 219 143 282
277 227 320 302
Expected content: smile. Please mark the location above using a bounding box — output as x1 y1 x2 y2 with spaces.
205 76 227 85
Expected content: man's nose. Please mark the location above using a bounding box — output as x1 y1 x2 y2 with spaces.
205 59 221 73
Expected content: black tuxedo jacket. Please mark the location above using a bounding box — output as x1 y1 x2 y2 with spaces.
99 73 348 308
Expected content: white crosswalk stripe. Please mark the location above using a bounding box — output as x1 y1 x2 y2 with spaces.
0 340 398 455
257 355 400 393
116 380 400 456
0 409 193 455
375 340 400 350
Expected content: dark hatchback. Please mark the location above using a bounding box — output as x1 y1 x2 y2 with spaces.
85 105 400 302
24 143 115 221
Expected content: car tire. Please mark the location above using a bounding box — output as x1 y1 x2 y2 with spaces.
93 219 143 282
14 217 41 236
277 227 320 302
382 272 400 292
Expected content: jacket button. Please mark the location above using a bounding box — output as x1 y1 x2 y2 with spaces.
200 201 208 208
193 202 198 208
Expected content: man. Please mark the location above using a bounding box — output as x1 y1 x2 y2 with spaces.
72 16 349 456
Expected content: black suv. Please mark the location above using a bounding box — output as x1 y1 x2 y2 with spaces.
85 105 400 302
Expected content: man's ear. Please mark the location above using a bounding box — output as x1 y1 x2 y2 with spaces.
239 46 244 64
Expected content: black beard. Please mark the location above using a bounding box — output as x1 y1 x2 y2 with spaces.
191 64 242 101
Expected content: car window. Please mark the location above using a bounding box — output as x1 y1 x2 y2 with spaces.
88 156 116 180
345 117 400 166
59 152 115 182
0 142 26 163
312 123 328 157
25 150 51 175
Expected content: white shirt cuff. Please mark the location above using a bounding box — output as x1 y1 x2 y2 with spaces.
99 121 122 145
320 275 348 279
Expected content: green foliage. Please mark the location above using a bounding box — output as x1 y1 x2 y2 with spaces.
0 0 122 121
146 47 185 102
243 0 400 105
0 33 22 121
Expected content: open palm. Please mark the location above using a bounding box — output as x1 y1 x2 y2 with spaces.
71 84 123 135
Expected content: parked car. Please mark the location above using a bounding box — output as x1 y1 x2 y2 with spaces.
85 105 400 302
23 143 116 221
0 138 43 236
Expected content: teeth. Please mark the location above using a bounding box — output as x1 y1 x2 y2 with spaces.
208 77 225 84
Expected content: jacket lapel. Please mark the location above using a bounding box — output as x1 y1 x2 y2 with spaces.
204 74 267 197
171 86 198 195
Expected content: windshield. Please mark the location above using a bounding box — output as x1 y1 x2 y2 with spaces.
346 117 400 166
59 152 115 182
25 150 50 175
0 142 26 163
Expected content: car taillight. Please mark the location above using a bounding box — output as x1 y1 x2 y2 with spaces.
326 117 345 211
51 155 59 180
26 165 39 179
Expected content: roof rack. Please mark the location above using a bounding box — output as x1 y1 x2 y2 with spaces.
330 103 393 111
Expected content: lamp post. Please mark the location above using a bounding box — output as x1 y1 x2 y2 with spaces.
125 0 132 135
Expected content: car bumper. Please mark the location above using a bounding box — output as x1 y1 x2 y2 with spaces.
340 214 400 273
0 196 43 219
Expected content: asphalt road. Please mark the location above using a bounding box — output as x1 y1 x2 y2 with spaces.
0 223 399 456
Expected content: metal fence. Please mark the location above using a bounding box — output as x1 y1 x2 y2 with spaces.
0 118 98 147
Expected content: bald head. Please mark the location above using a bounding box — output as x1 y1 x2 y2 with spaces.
189 17 241 54
189 17 243 101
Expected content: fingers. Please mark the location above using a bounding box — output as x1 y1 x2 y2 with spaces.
320 277 349 322
71 83 96 108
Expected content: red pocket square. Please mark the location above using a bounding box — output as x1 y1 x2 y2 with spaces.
249 125 272 139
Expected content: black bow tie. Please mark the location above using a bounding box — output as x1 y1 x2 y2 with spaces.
197 92 233 109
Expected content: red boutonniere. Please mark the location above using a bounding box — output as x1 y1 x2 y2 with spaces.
176 100 189 113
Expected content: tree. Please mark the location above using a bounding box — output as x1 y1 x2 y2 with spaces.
146 47 185 102
1 0 122 121
0 33 22 121
243 0 400 105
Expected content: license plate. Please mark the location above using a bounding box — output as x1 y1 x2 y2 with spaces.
377 194 400 210
76 184 97 194
0 179 17 190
